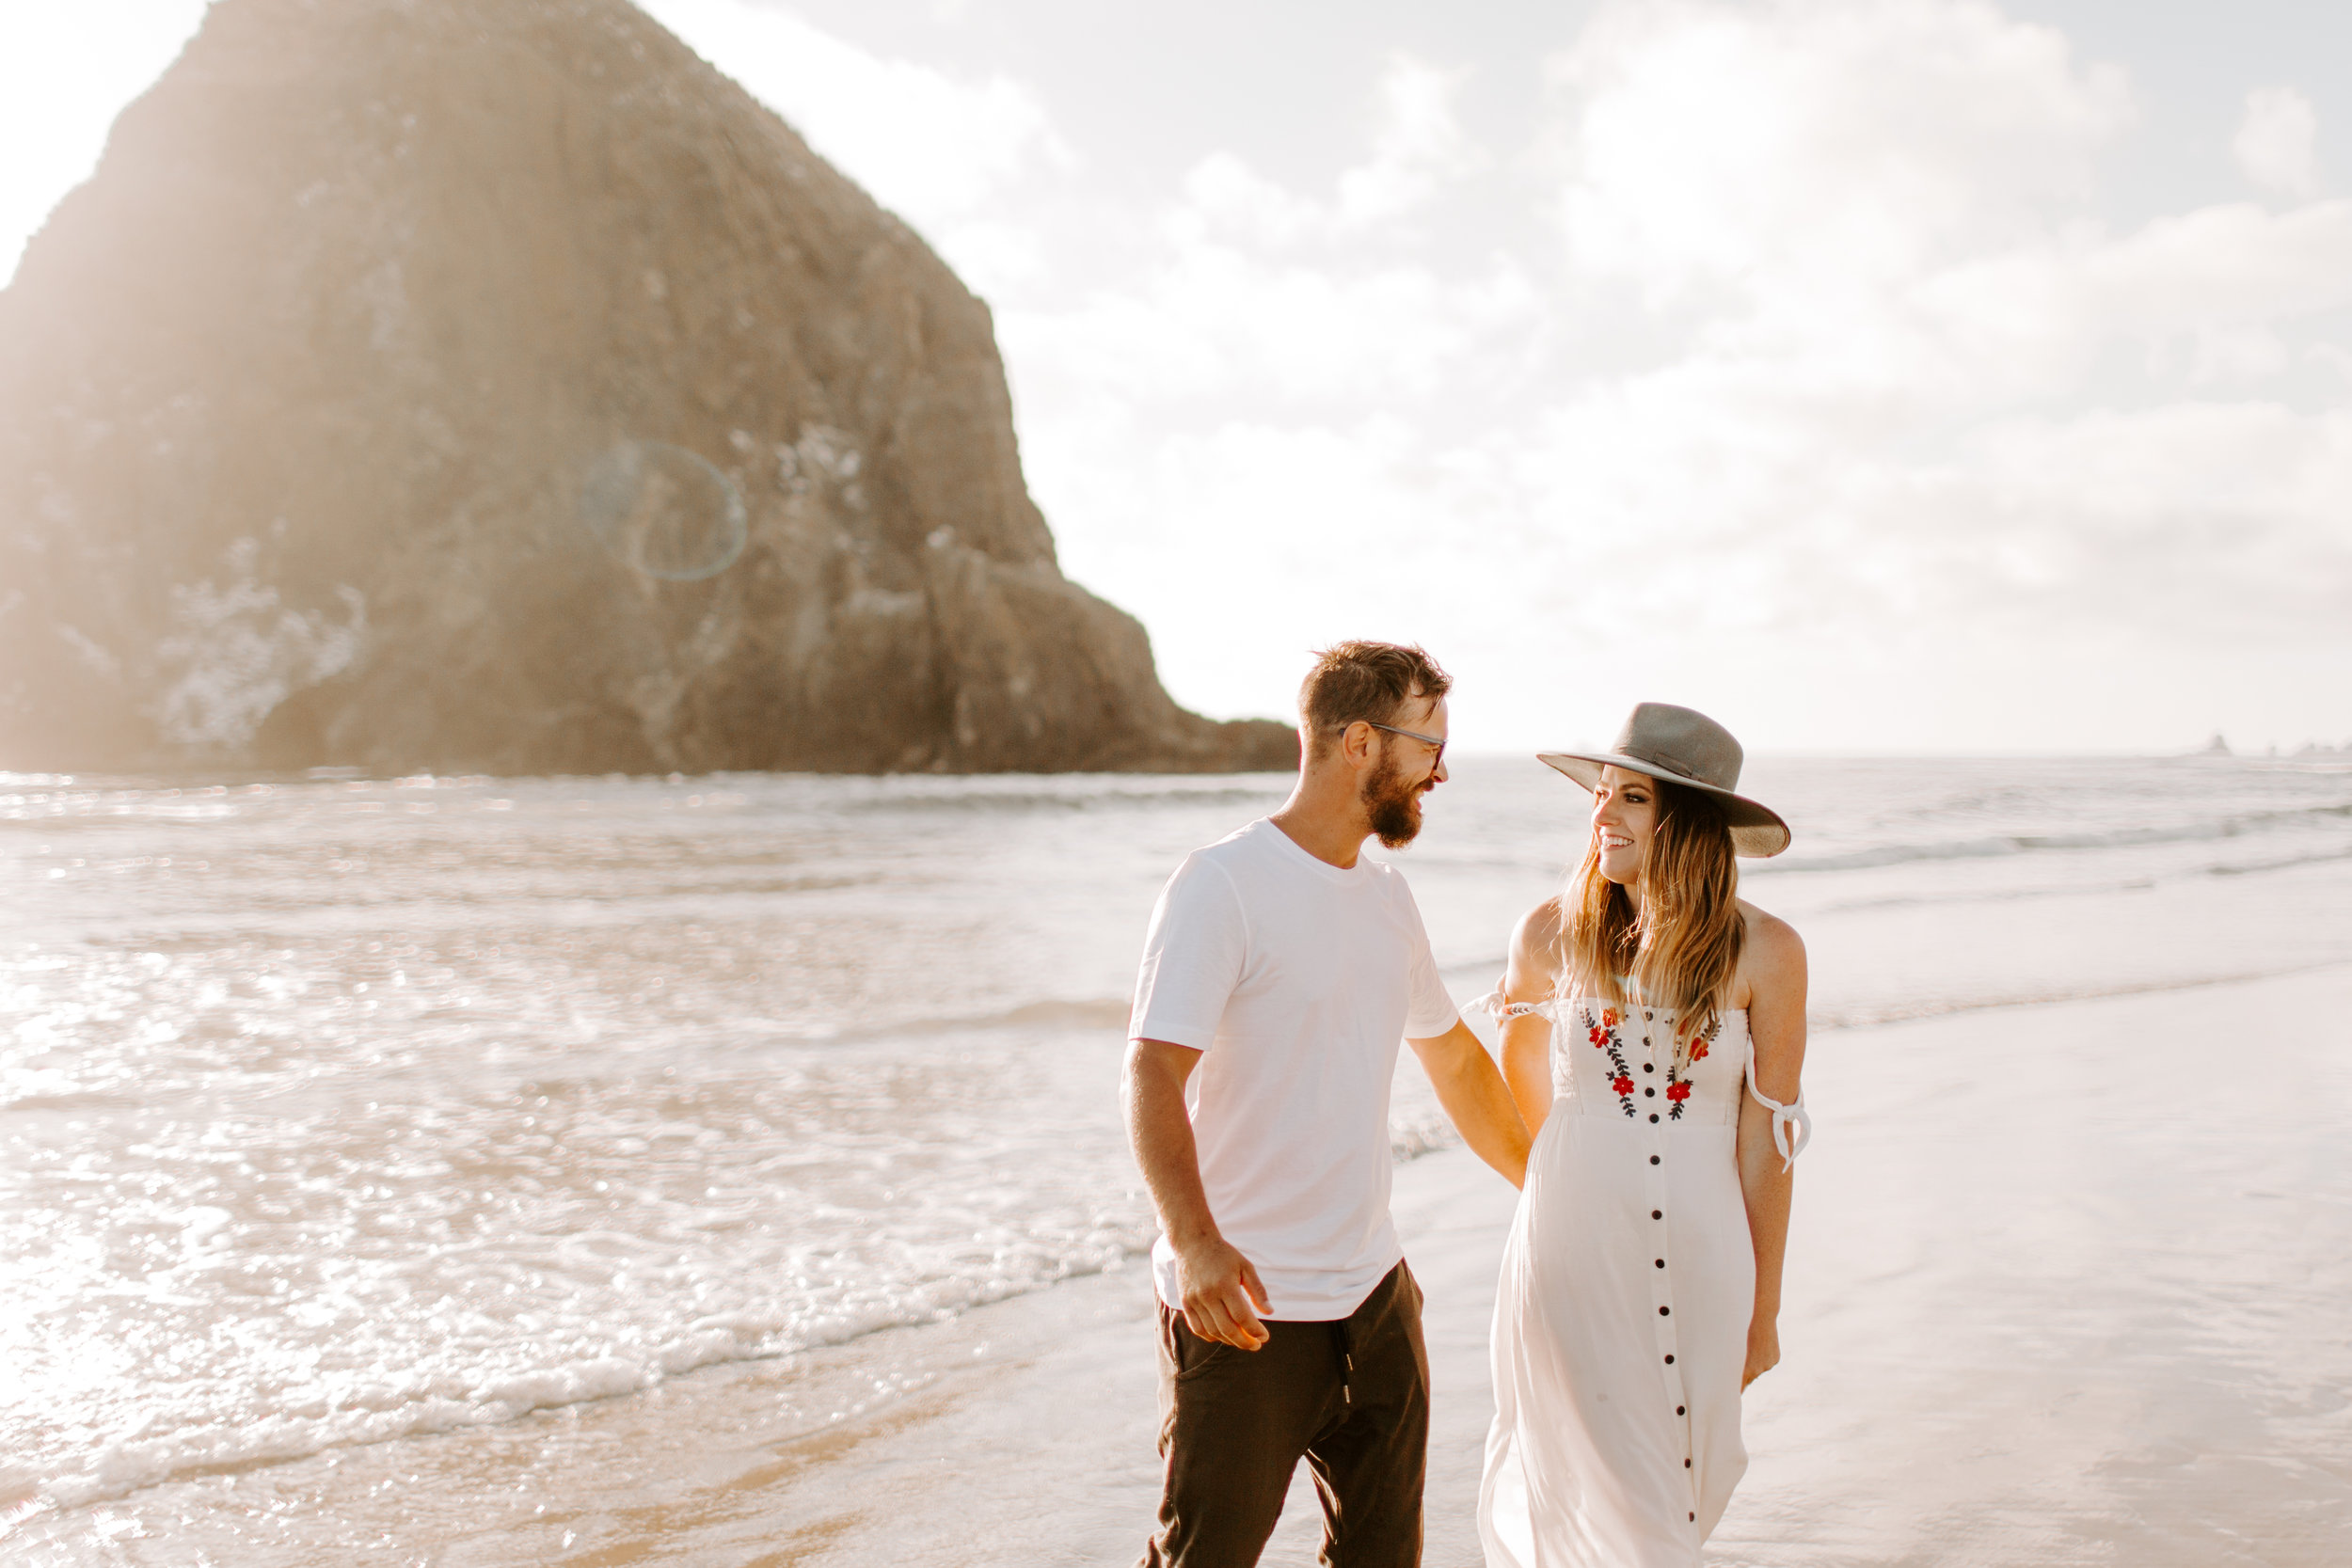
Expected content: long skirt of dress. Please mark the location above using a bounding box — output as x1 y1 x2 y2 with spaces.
1479 1003 1757 1568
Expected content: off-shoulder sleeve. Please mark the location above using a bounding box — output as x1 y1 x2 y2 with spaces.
1742 1048 1811 1171
1466 978 1561 1023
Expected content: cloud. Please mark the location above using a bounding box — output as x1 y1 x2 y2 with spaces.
1007 0 2352 749
1005 247 1542 409
636 0 1073 288
1335 53 1488 227
1167 51 1488 250
1496 1 2352 645
2233 86 2322 200
1550 0 2132 301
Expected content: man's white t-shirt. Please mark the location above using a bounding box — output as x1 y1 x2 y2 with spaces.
1129 817 1459 1321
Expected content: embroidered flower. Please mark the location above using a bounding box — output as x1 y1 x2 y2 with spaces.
1666 1081 1692 1102
1589 1011 1640 1117
1687 1037 1709 1062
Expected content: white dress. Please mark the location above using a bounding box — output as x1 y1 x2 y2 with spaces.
1474 992 1808 1567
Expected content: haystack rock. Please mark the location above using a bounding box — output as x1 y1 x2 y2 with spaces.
0 0 1295 776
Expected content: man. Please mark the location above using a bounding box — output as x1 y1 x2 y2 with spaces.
1124 640 1533 1567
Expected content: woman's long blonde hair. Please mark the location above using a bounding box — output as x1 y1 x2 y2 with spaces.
1557 779 1744 1050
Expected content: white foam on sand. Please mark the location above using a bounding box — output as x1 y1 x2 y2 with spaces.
17 964 2352 1565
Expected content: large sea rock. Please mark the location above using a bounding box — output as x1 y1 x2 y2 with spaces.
0 0 1295 776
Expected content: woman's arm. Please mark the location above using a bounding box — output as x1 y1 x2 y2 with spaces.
1499 898 1566 1136
1736 907 1807 1388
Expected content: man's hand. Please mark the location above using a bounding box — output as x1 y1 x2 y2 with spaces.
1124 1037 1274 1350
1174 1234 1272 1350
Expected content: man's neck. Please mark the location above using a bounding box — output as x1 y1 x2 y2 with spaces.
1268 783 1370 870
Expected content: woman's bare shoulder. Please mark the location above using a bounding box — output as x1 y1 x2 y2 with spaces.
1737 900 1806 977
1520 894 1565 933
1509 896 1566 979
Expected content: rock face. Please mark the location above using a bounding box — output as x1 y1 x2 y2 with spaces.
0 0 1295 776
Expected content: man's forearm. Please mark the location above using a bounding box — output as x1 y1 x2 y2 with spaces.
1418 1024 1532 1186
1123 1045 1221 1247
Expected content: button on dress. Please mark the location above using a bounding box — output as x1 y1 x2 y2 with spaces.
1473 995 1807 1567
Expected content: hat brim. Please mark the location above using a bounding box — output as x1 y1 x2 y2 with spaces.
1535 751 1792 859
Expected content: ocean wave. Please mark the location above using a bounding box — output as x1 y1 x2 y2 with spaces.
1809 842 2352 914
839 782 1287 816
827 997 1136 1041
15 1242 1145 1521
1755 800 2352 876
1806 959 2352 1031
6 1087 1466 1523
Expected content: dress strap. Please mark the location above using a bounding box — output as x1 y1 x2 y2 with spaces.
1467 981 1560 1023
1742 1048 1811 1172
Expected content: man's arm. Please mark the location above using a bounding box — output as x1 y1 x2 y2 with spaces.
1406 1021 1532 1188
1121 1037 1272 1350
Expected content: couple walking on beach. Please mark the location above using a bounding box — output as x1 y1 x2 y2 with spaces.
1124 641 1811 1567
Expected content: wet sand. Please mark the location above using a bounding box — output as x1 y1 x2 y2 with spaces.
35 961 2352 1565
696 958 2352 1568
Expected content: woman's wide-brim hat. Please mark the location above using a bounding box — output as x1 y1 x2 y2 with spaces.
1538 702 1792 858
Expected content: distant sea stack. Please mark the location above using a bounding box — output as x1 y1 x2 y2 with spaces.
0 0 1295 776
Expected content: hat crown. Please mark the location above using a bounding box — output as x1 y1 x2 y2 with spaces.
1610 703 1743 792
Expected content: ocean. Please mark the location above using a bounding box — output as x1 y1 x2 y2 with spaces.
6 753 2351 1562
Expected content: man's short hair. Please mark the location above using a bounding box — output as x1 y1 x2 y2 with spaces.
1299 641 1452 756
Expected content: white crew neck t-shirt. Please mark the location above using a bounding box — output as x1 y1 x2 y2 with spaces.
1129 817 1460 1321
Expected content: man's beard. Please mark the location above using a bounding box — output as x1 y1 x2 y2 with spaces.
1362 749 1426 848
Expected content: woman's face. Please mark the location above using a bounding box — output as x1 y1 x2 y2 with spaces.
1591 765 1659 885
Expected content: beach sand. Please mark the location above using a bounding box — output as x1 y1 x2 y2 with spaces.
48 961 2352 1566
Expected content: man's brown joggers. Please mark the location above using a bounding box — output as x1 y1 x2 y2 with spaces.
1139 1261 1429 1568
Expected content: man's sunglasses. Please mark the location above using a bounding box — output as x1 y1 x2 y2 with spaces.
1361 721 1445 772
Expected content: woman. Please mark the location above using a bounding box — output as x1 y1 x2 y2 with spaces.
1476 703 1810 1567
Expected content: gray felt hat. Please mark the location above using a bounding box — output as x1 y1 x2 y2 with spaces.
1537 703 1791 858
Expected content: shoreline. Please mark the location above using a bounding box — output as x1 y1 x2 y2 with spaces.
18 962 2352 1565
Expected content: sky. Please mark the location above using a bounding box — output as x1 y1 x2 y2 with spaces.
4 1 2350 754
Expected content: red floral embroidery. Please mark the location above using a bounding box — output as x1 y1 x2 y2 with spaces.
1664 1019 1724 1121
1586 1006 1640 1119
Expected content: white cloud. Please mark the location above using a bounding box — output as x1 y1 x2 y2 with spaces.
2233 86 2321 200
1015 0 2352 751
1175 152 1323 250
1165 51 1486 252
636 0 1073 290
1007 246 1541 408
1550 0 2132 301
1335 53 1487 227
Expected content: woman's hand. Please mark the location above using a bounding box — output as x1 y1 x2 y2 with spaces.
1742 1313 1781 1388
